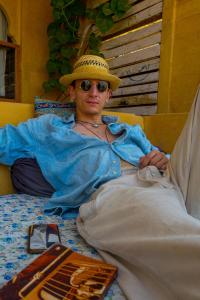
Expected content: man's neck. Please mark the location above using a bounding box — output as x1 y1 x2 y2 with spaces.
75 112 103 124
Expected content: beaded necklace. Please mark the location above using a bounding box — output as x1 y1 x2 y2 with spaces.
76 121 110 143
76 120 104 128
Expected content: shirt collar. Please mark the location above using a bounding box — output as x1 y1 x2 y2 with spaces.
63 113 118 126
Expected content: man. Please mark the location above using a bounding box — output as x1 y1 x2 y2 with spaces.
6 54 168 219
61 55 200 300
1 55 200 299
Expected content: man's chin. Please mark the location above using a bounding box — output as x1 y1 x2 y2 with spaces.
84 108 103 115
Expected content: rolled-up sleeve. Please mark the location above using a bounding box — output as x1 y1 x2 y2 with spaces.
0 119 37 166
131 125 159 154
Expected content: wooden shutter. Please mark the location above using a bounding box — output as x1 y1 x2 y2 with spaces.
0 40 20 102
91 0 163 115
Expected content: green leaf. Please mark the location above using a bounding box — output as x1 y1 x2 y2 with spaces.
88 48 103 56
85 8 96 20
43 79 59 92
68 0 85 16
56 30 71 44
53 8 62 21
53 0 65 9
110 0 118 13
47 22 60 37
114 10 125 18
110 0 130 17
43 81 52 93
61 47 78 58
50 0 57 7
45 0 130 93
59 83 67 93
96 11 114 33
117 0 130 12
47 60 59 74
50 79 59 88
102 3 113 16
88 33 101 51
59 60 72 75
48 38 60 52
49 51 58 60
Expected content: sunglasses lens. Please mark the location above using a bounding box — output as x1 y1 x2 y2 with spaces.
80 80 109 92
80 80 91 91
97 81 109 92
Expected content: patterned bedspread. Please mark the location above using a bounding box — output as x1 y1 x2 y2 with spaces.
0 194 126 299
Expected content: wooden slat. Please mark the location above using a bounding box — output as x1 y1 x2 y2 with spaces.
87 0 138 9
113 0 162 22
128 0 141 5
113 82 158 97
87 0 163 115
105 105 157 115
15 44 21 102
106 93 157 107
104 32 161 59
101 20 162 51
120 71 159 87
111 58 160 77
103 2 162 37
108 44 160 69
0 40 17 49
0 41 20 102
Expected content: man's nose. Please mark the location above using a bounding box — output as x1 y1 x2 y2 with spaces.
88 84 98 96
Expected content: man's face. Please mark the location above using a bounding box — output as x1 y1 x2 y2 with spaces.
68 79 112 117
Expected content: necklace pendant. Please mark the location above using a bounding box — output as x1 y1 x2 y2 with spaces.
92 124 99 128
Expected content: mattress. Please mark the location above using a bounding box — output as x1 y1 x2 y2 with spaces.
0 194 126 299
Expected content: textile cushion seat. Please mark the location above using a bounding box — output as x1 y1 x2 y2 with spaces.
11 158 55 197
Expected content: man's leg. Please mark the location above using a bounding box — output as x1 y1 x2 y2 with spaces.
170 85 200 218
77 173 200 300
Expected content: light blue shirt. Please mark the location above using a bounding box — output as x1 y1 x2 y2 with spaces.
0 113 159 218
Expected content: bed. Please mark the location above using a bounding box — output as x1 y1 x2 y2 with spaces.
0 100 186 299
0 193 126 299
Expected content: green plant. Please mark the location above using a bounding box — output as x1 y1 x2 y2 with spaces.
43 0 130 94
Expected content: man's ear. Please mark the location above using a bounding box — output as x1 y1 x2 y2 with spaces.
68 85 76 101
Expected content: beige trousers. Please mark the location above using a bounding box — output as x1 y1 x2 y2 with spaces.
77 86 200 300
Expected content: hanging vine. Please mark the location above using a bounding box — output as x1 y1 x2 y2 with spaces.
43 0 130 93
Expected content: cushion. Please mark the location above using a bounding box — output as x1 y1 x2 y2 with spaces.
11 158 55 197
11 97 75 197
34 96 75 117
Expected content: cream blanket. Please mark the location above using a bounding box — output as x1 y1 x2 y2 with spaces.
77 86 200 300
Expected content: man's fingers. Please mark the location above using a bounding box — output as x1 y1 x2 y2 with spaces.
154 158 168 170
139 150 168 170
139 155 151 168
149 153 166 165
140 150 159 167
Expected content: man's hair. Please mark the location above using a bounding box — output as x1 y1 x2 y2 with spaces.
71 80 76 87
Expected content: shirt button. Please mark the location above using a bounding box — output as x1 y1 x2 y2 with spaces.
113 171 117 175
112 160 116 164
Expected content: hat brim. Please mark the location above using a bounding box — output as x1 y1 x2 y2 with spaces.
60 72 121 91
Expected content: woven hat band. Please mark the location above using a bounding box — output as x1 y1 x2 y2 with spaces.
59 55 121 90
73 65 109 75
74 58 109 71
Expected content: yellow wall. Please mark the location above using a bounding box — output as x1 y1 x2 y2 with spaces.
0 0 52 103
1 0 200 111
158 0 200 113
0 0 21 43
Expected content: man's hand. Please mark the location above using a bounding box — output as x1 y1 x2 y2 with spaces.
139 150 169 171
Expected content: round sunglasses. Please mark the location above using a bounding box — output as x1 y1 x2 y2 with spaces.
78 80 109 93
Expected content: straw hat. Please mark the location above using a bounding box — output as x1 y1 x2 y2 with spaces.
59 55 121 91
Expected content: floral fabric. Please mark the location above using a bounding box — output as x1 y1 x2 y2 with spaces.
0 194 125 299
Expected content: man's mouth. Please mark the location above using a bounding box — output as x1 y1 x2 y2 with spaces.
86 100 99 105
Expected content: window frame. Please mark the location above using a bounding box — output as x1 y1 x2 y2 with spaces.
0 40 20 102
